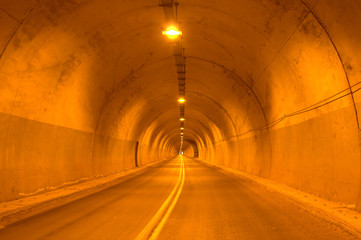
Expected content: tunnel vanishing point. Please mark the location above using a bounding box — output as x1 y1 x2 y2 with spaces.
1 0 361 229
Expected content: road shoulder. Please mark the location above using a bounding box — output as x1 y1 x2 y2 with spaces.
196 158 361 238
0 159 171 228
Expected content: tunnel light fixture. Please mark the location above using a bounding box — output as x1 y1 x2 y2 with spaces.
181 133 183 135
177 98 186 103
180 127 184 130
180 118 185 121
162 26 182 39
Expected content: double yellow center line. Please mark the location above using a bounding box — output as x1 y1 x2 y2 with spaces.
135 156 185 240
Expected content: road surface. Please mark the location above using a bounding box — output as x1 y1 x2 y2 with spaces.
0 156 358 239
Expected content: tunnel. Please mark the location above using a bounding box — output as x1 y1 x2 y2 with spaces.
1 0 361 239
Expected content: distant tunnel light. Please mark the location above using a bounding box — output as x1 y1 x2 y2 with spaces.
181 133 183 135
177 98 186 103
180 118 185 121
180 127 184 130
162 26 182 39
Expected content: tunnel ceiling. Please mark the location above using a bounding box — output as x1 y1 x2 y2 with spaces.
1 0 361 152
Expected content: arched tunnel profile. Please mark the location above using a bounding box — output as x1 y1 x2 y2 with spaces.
1 0 361 239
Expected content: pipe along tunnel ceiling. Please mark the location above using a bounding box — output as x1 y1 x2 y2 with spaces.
1 0 361 207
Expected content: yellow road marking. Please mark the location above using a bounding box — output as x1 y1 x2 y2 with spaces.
135 156 185 240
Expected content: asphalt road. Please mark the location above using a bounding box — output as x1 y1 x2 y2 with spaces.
0 156 358 240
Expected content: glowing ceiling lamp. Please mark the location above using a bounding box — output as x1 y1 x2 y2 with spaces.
177 97 186 103
180 118 185 121
162 26 182 39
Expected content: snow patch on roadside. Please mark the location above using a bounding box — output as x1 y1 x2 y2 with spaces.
197 159 361 237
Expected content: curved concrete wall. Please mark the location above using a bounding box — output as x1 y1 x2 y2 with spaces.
1 0 361 207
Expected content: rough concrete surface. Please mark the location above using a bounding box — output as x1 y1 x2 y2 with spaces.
1 0 361 235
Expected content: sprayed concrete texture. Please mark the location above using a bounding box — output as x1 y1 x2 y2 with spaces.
1 0 361 211
202 104 361 204
0 112 173 201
